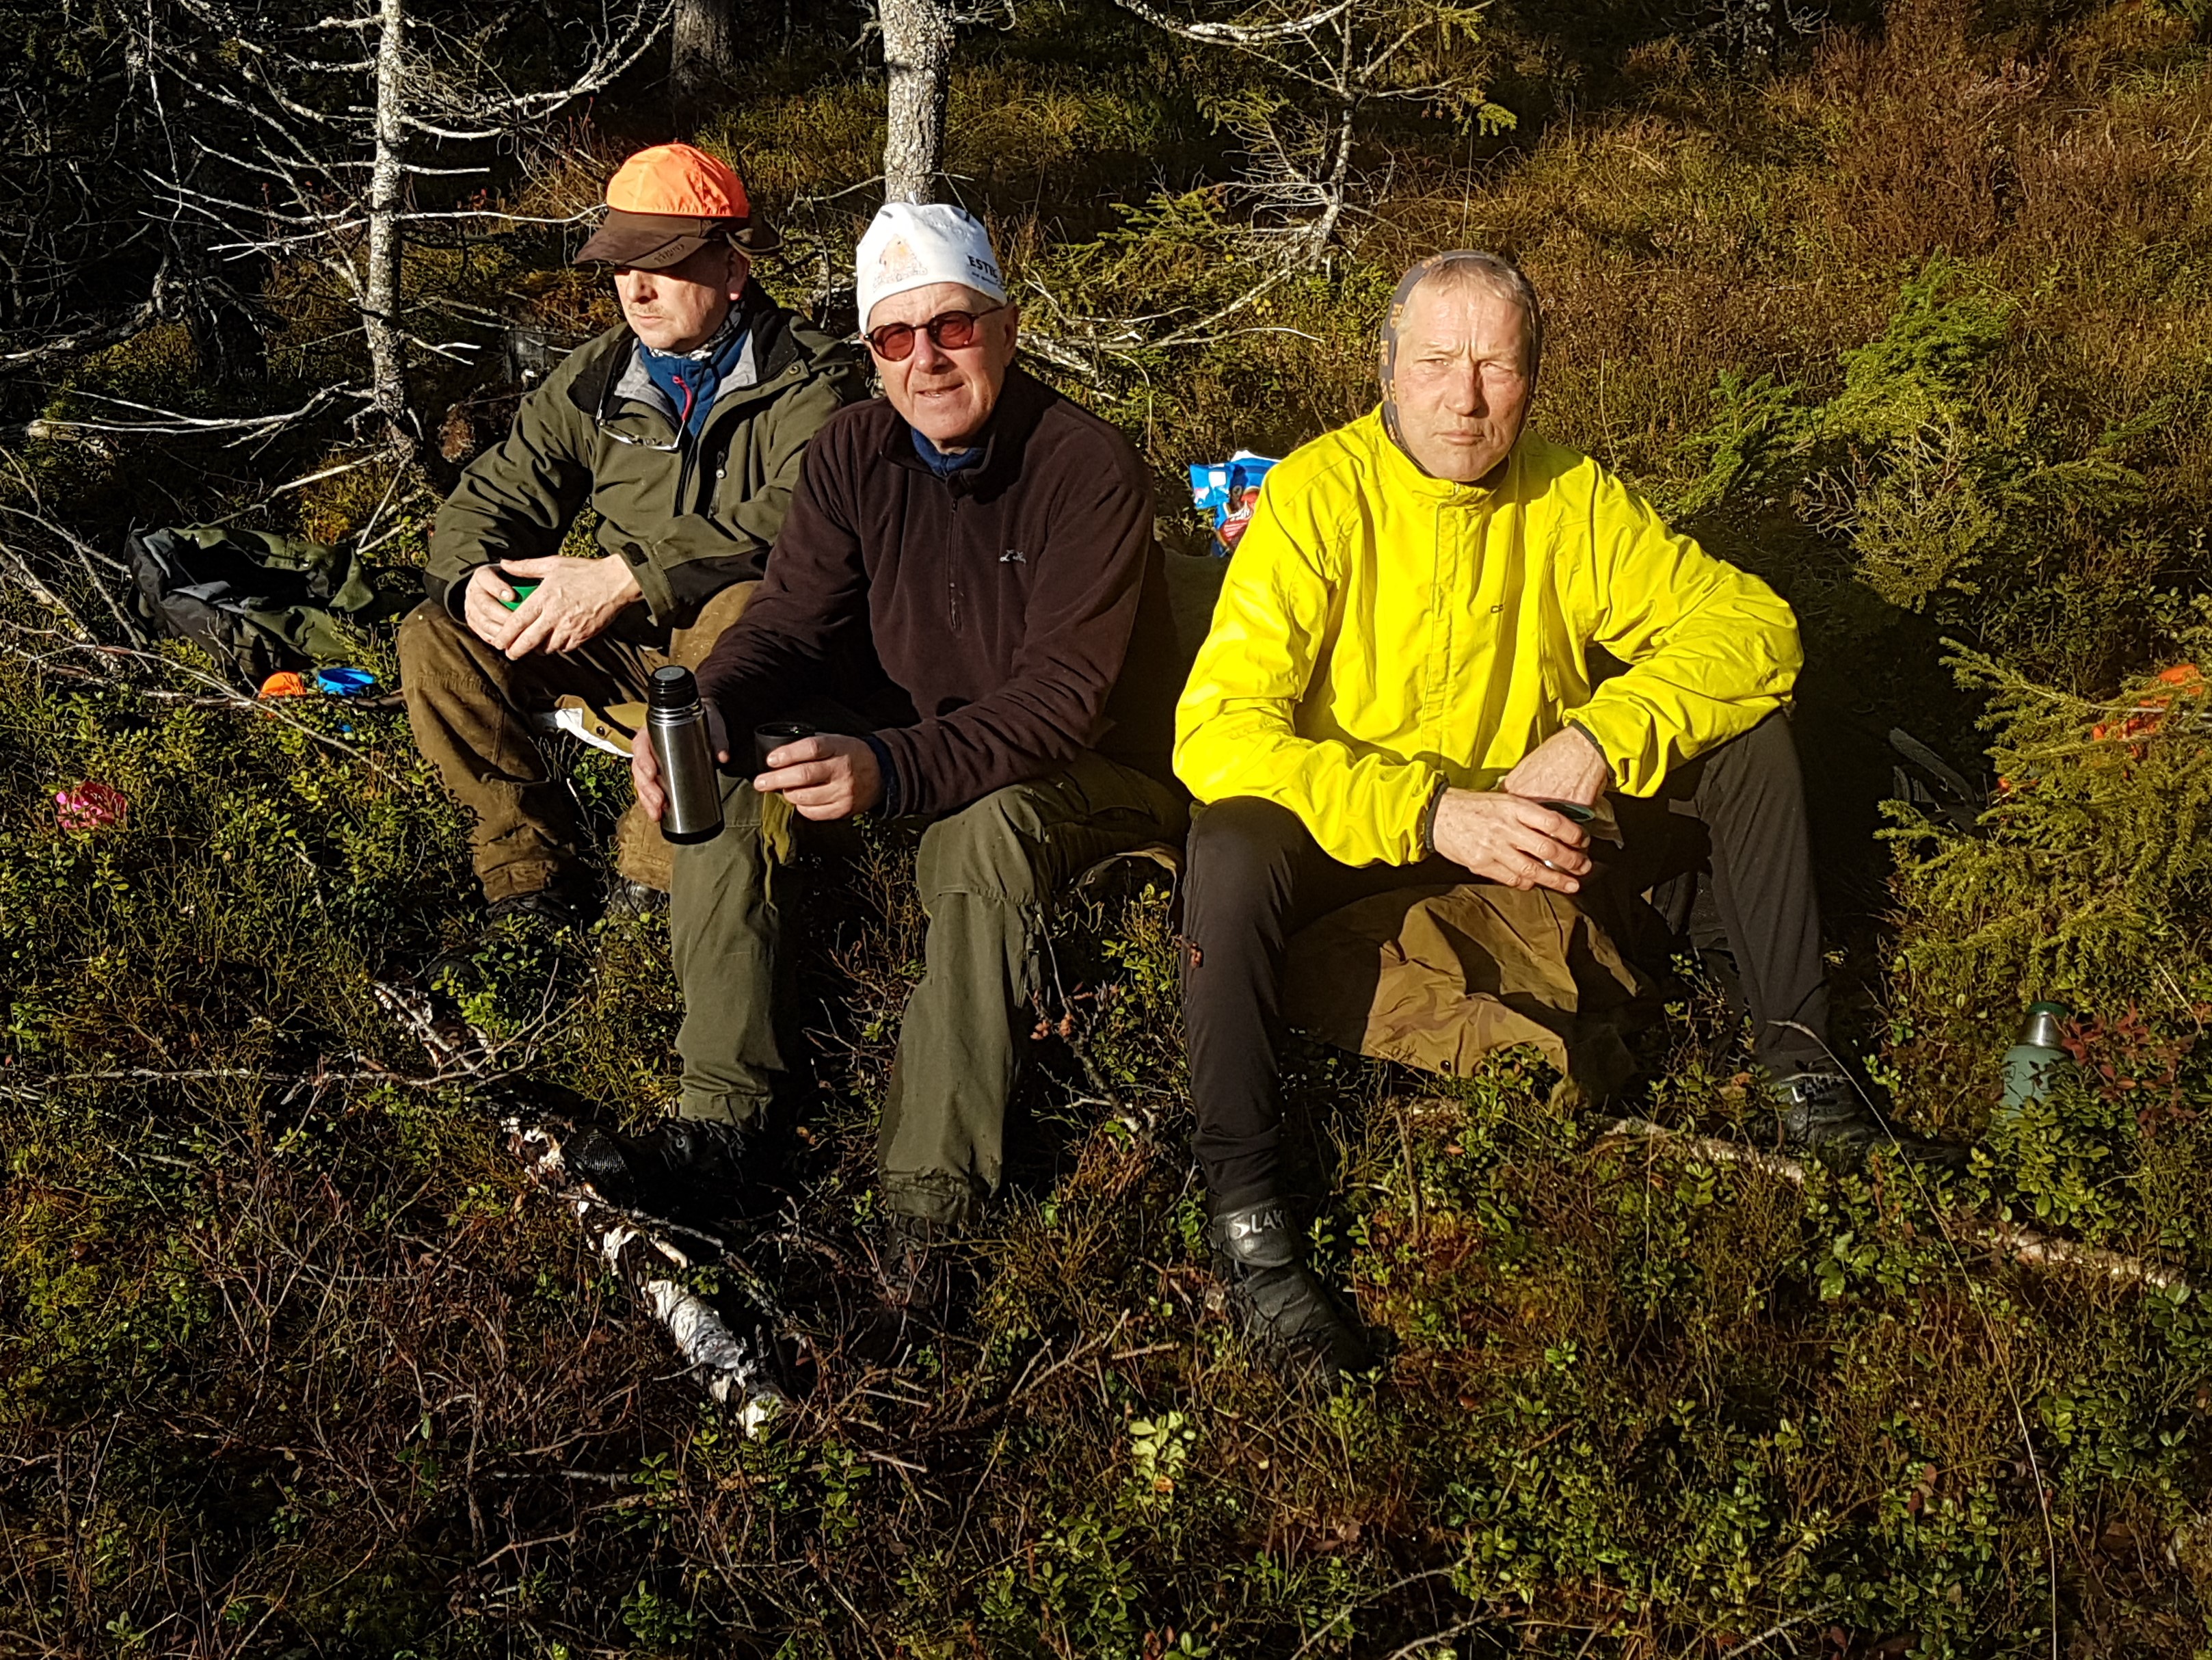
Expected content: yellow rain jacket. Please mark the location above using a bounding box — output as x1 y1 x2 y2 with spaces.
1174 411 1802 867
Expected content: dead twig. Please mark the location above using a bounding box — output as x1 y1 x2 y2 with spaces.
1718 1606 1838 1658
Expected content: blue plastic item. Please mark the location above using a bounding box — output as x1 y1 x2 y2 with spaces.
1188 451 1279 555
315 667 379 697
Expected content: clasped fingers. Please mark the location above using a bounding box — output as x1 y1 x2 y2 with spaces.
1432 788 1595 895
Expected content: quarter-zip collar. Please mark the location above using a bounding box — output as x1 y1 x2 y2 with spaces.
612 311 761 432
1364 406 1517 509
878 365 1050 499
631 305 755 439
911 425 985 477
589 287 803 516
575 284 811 440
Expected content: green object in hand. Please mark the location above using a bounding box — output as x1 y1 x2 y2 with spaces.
497 577 541 612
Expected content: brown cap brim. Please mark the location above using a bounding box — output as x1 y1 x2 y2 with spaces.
574 208 781 267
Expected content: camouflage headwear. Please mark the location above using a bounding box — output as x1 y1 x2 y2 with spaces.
1376 250 1543 464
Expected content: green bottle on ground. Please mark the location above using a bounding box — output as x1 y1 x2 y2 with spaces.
1998 1002 2072 1125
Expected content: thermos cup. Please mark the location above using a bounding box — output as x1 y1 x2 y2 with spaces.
753 721 818 774
646 666 725 845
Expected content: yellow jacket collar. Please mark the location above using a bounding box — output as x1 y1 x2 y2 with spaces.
1359 406 1515 508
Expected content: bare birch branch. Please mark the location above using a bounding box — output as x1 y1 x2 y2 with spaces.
1107 0 1349 41
134 0 672 458
29 386 364 443
1600 1118 2194 1292
365 980 789 1432
0 301 162 367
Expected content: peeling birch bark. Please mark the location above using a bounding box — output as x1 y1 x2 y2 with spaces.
507 1120 788 1435
374 982 789 1432
1601 1118 2193 1293
880 0 952 203
364 0 414 452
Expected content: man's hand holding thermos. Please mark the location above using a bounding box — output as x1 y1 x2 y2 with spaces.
630 682 888 832
638 666 725 844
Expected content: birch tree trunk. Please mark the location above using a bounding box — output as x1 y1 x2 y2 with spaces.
671 0 739 131
364 0 416 453
880 0 952 204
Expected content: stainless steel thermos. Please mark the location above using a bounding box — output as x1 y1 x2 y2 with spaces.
646 665 725 845
1997 1001 2072 1125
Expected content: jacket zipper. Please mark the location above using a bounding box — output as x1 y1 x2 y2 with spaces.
661 361 788 518
945 494 962 633
674 422 697 516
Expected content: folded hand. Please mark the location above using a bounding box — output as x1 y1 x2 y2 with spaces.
1430 788 1593 894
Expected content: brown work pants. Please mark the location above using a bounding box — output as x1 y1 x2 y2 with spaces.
397 584 755 904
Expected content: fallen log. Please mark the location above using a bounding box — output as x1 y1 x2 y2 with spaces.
373 982 790 1432
1600 1117 2192 1293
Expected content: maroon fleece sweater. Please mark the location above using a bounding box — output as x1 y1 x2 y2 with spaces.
693 366 1176 818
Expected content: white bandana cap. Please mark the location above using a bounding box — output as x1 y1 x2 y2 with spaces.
855 202 1007 332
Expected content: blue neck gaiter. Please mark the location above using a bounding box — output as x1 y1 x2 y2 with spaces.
639 306 750 442
911 424 985 479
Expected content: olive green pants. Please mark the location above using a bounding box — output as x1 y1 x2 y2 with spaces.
397 585 754 902
672 750 1186 1225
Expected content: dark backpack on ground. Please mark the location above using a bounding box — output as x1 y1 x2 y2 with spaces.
127 525 394 683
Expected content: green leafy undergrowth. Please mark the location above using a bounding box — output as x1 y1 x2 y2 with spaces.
3 632 2208 1656
1669 261 2174 691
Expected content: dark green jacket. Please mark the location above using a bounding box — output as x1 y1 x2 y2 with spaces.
426 285 864 629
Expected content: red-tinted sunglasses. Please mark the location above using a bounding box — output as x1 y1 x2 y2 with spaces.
865 304 1010 362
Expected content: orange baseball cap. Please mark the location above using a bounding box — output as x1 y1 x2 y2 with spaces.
574 143 778 268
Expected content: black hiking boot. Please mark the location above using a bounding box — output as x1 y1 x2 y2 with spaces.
1208 1200 1370 1381
485 887 590 928
425 882 594 987
1774 1072 1967 1172
1774 1071 1883 1154
562 1118 749 1219
603 879 667 920
875 1211 951 1312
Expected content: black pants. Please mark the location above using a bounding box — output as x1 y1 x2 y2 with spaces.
1179 712 1828 1209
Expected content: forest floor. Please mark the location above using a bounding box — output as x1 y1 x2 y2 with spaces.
5 0 2212 1653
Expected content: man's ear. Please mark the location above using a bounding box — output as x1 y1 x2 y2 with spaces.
728 246 752 301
